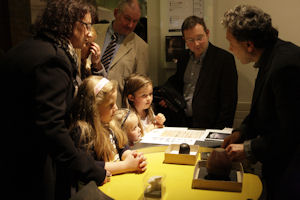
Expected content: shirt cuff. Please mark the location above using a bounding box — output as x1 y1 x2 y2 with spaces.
91 64 106 76
243 140 257 163
91 62 103 72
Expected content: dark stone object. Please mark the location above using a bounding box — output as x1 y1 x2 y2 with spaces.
179 143 190 154
198 167 237 182
206 148 232 179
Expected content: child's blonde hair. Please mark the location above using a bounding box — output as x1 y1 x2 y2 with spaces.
123 73 155 124
70 75 128 161
114 108 144 137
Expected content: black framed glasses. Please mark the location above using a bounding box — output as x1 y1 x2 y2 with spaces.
79 21 92 31
185 35 205 44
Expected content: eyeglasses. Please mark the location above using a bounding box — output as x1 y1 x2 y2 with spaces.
185 35 205 44
79 21 92 31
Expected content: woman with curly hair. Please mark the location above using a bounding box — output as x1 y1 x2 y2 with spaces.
1 0 109 200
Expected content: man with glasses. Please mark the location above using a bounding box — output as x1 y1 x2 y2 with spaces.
92 0 149 107
159 15 238 129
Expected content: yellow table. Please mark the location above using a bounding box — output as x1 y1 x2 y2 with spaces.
99 146 262 200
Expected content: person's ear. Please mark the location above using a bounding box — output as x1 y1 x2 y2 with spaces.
128 94 135 102
246 41 255 52
206 29 210 38
114 8 119 18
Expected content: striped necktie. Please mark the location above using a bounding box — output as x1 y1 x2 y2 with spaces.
101 33 118 72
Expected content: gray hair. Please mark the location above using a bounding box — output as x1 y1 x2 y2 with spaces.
221 5 278 48
116 0 141 13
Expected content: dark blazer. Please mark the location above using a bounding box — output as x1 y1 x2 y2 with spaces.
167 43 238 129
239 39 300 180
0 36 106 200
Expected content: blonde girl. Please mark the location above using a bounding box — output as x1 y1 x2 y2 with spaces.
123 73 166 133
69 75 147 175
114 109 142 147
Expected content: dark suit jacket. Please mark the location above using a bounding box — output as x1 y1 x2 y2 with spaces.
167 43 238 129
239 39 300 179
0 36 106 200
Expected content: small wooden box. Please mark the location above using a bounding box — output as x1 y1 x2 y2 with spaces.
192 160 243 192
163 144 199 165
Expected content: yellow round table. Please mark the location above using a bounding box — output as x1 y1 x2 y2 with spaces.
99 146 262 200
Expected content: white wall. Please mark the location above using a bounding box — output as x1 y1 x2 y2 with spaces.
147 0 160 85
148 0 300 128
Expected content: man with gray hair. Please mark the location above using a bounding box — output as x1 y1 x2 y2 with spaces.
92 0 149 107
221 5 300 200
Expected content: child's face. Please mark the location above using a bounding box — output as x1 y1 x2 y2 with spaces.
98 90 118 124
126 114 141 143
131 83 153 112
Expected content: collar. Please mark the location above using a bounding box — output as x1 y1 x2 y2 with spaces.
109 21 125 43
41 31 78 69
189 43 209 63
253 41 276 69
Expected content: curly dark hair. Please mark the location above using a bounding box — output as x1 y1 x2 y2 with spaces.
34 0 96 39
222 5 278 48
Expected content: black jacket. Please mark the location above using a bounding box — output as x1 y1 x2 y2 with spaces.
167 43 238 129
239 39 300 176
0 36 106 200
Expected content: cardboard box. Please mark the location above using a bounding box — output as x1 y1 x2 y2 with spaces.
163 144 199 165
192 160 243 192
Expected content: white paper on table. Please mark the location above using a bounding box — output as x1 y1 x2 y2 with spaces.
140 136 196 145
140 127 207 145
184 129 207 141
